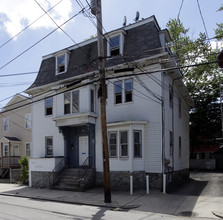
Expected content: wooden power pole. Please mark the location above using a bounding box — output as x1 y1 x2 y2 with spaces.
92 0 111 203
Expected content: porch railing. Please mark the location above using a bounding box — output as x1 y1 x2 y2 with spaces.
49 157 65 187
78 156 92 181
0 156 20 168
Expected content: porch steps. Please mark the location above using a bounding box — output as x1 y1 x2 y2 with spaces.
53 168 81 191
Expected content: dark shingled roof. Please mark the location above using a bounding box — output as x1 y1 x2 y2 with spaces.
4 136 21 142
28 17 163 90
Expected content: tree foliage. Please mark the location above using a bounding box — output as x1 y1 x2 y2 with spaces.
166 16 222 152
216 5 223 39
19 155 29 184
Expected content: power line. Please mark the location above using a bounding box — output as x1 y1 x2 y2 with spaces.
0 0 65 49
34 0 79 46
177 0 184 20
0 8 85 72
196 0 209 40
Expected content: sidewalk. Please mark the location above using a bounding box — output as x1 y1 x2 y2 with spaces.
0 183 222 219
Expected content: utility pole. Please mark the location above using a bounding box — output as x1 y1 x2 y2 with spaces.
91 0 111 203
217 41 223 137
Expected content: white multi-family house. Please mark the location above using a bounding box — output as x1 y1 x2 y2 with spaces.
26 15 192 192
0 94 32 179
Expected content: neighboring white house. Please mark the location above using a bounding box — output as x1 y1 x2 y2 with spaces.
26 15 193 191
0 94 32 179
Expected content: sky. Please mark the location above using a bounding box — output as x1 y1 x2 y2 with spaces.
0 0 222 108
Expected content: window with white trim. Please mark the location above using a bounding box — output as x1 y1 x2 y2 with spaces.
107 32 125 57
45 97 53 116
108 132 117 157
114 79 133 104
134 130 142 158
3 118 9 132
124 79 133 102
25 143 31 157
4 144 9 156
64 90 79 114
25 113 32 128
55 52 69 75
120 131 128 157
114 81 122 104
45 137 53 157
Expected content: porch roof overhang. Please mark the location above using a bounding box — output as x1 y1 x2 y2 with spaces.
53 112 98 127
107 120 148 127
0 136 21 143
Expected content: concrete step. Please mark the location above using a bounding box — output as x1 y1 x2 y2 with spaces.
53 185 81 192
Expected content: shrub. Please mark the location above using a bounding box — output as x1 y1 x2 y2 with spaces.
18 155 29 184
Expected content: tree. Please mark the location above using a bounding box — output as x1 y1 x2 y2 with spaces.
166 17 222 154
215 5 223 39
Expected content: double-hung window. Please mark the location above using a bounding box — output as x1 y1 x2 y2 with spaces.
120 131 128 157
114 79 133 104
109 35 120 56
64 90 79 114
3 118 9 132
55 51 69 75
108 132 117 157
4 144 9 156
45 137 53 157
45 97 53 116
57 54 65 73
114 81 122 104
125 79 133 102
107 31 125 57
25 143 31 157
134 131 142 158
25 113 32 128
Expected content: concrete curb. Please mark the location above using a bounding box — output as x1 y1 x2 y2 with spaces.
0 192 139 210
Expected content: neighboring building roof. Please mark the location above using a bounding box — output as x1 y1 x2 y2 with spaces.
1 93 31 113
0 136 21 142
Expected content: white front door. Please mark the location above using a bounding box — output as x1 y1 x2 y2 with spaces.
79 136 89 166
13 145 19 156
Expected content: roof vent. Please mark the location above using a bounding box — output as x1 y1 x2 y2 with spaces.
134 11 140 22
123 16 127 26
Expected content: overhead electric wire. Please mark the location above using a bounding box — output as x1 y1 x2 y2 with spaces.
0 0 65 49
177 0 184 20
196 0 209 40
34 0 79 46
0 7 86 72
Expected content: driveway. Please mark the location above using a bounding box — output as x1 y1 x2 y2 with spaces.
167 171 223 218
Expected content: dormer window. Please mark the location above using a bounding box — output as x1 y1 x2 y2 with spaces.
55 51 69 75
107 30 125 57
109 36 120 56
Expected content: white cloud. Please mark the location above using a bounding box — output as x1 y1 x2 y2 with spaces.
0 0 73 38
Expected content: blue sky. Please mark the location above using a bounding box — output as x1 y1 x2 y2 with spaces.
0 0 222 108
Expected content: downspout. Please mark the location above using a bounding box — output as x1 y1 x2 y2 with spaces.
161 71 166 193
171 76 182 173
